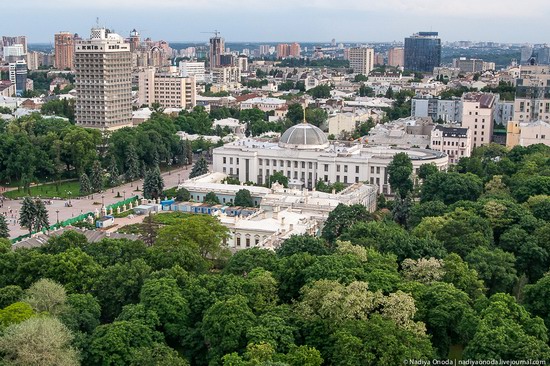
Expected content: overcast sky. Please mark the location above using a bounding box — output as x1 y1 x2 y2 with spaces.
4 0 550 44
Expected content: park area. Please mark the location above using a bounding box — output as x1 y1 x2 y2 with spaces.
3 181 82 200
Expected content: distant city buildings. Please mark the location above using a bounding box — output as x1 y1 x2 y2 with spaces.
388 47 405 68
276 43 301 59
348 47 374 75
54 32 75 70
404 32 441 73
2 35 27 62
75 27 132 130
452 58 495 74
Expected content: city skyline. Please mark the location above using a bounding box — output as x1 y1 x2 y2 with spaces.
4 0 550 44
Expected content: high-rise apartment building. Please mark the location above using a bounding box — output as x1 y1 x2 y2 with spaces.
289 43 301 58
276 44 290 59
388 47 404 67
9 60 27 96
138 67 196 109
209 35 225 68
348 47 374 75
404 32 441 73
461 93 496 148
54 32 75 70
74 28 132 130
259 45 270 56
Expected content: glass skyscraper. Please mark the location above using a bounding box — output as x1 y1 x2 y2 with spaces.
404 32 441 73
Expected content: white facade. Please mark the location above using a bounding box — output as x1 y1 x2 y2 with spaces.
3 44 25 57
212 124 448 194
180 173 378 250
430 125 472 164
240 97 286 112
179 61 206 83
461 93 496 149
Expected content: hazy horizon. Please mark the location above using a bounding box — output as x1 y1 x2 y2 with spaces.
4 0 550 45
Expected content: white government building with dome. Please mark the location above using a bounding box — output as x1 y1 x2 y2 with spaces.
212 123 449 194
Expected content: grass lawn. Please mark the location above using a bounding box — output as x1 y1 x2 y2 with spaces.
3 181 82 199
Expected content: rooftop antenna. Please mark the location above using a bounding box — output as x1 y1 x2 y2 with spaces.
96 17 100 27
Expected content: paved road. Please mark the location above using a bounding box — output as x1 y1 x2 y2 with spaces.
2 165 196 239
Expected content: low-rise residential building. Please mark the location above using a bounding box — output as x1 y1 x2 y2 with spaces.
507 120 550 148
430 125 472 163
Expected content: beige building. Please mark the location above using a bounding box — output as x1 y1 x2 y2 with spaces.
461 93 496 149
138 67 196 109
349 47 374 75
513 65 550 123
54 32 74 70
430 125 472 164
507 120 550 148
210 66 240 84
75 28 132 130
388 47 405 68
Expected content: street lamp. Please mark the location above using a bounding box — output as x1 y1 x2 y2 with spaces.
178 173 181 184
101 195 105 209
67 191 72 206
56 209 59 224
123 190 126 200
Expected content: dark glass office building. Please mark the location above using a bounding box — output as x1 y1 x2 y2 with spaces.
404 32 441 73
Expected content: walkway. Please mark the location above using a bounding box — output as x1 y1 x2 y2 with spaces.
3 165 199 239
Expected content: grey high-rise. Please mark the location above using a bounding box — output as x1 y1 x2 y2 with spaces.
404 32 441 73
74 28 132 130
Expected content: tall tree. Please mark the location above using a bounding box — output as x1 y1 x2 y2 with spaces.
0 214 8 238
185 139 193 165
107 154 120 187
124 144 140 182
143 166 164 200
387 152 413 197
79 172 91 196
33 199 49 233
234 189 254 207
90 160 103 193
189 157 208 179
19 197 36 235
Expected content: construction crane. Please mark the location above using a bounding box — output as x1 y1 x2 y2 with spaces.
201 30 221 38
